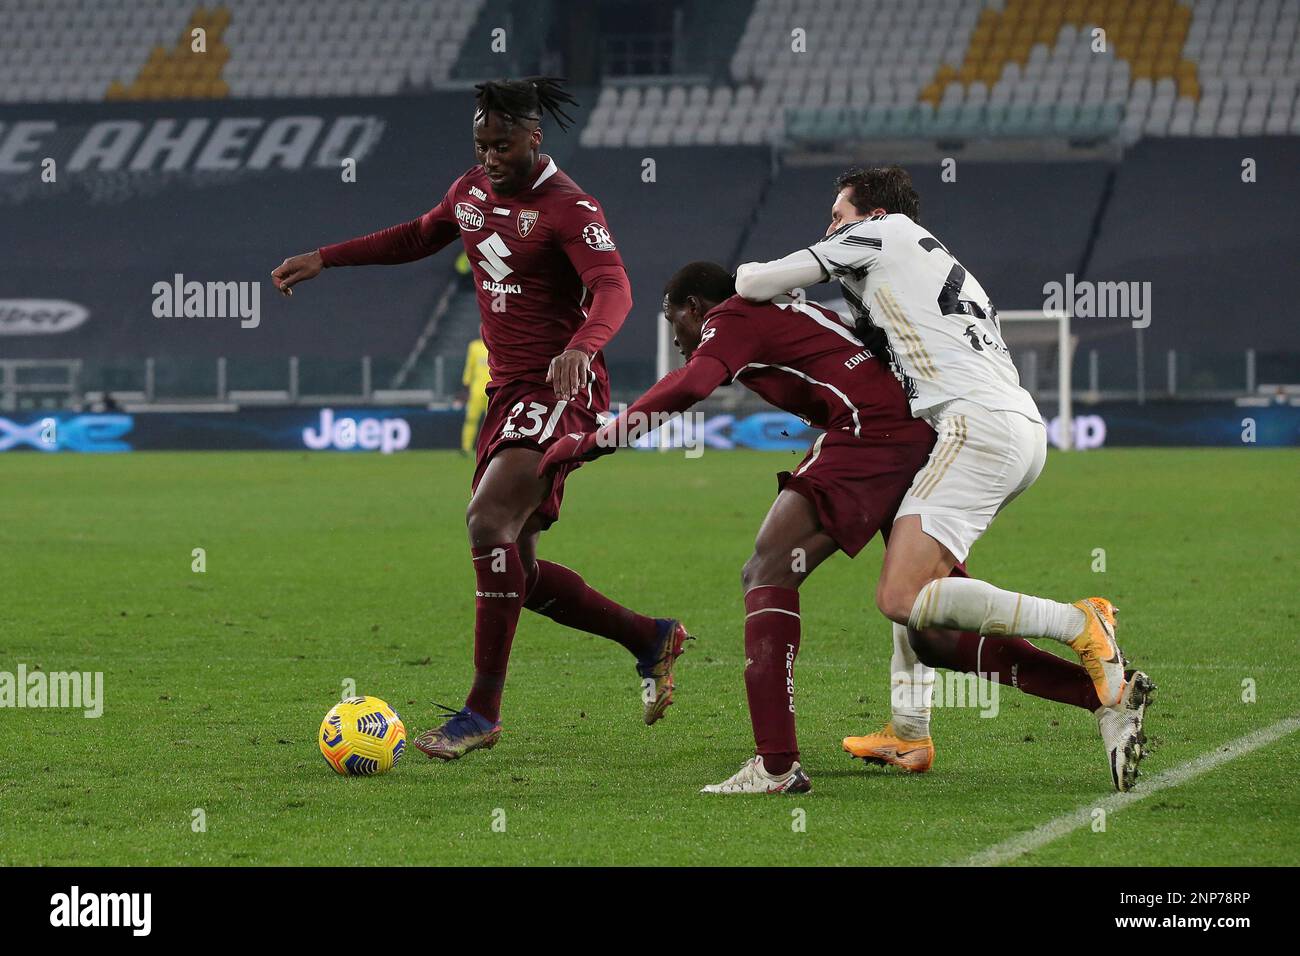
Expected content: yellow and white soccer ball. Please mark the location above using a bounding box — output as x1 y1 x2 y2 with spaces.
319 696 406 776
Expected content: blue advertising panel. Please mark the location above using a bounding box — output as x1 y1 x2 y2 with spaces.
1 401 1296 453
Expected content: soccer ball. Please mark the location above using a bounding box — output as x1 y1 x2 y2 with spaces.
319 696 406 776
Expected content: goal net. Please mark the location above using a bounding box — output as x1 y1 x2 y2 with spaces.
998 310 1075 450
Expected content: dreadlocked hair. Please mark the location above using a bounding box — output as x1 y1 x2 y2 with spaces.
473 76 579 131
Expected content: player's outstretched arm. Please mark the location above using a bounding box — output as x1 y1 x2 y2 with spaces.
270 250 323 297
734 249 827 302
536 356 729 478
271 206 459 298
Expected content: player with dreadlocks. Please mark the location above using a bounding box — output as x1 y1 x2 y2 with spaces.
271 77 690 761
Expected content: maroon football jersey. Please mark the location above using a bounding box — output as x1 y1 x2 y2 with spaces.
430 156 625 388
692 295 932 442
323 154 626 389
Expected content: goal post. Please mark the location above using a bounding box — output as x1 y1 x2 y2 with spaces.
998 309 1074 451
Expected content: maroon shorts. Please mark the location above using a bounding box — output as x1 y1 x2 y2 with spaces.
472 375 610 529
778 429 937 558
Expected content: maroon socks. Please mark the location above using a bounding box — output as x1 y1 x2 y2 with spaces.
464 543 526 723
913 628 1102 711
743 586 802 775
524 560 660 660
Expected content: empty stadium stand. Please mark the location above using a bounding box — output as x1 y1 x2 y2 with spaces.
581 0 1300 144
3 0 1295 139
1 0 1297 406
0 0 482 103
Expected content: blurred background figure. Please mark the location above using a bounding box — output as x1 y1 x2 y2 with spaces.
460 337 490 455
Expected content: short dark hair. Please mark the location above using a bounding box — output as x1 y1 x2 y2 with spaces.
834 165 920 220
663 261 736 307
474 76 579 131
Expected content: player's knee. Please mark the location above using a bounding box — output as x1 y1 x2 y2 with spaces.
741 550 799 592
876 577 919 626
465 498 515 544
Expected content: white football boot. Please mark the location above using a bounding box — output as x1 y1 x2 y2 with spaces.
1096 670 1155 792
700 755 812 794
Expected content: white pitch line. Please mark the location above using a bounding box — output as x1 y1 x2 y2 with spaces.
959 715 1300 867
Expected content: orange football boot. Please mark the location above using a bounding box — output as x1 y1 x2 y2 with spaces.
1068 597 1126 707
842 723 934 772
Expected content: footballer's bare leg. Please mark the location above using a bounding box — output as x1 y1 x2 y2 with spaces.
873 517 1150 789
473 447 685 717
415 448 545 760
516 508 691 725
876 516 1126 708
703 491 834 794
418 446 688 760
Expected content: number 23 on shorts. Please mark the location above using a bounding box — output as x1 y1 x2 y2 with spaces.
501 400 568 441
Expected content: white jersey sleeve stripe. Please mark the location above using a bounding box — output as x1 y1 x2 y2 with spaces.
735 362 862 438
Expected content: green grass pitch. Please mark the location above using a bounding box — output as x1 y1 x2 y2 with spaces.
2 447 1297 866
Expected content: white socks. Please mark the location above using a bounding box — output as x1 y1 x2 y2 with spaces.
889 622 933 740
908 577 1086 644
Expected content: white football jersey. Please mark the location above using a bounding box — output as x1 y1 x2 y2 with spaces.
806 213 1041 422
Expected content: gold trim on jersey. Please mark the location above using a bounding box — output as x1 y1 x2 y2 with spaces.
913 414 967 499
874 285 939 380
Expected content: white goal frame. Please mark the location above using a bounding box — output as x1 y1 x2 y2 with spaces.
999 309 1074 451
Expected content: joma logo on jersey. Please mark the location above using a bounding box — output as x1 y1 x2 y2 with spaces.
468 185 487 201
455 202 484 231
518 209 539 237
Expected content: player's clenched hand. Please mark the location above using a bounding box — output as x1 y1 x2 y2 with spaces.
271 250 323 297
546 348 591 400
536 431 609 478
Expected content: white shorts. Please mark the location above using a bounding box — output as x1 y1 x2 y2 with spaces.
894 399 1047 563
